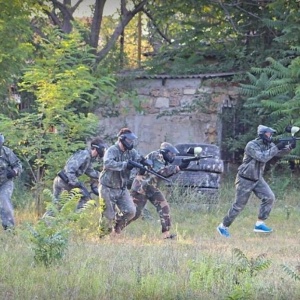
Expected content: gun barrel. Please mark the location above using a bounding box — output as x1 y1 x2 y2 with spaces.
128 160 172 183
182 157 200 163
147 168 172 183
77 182 91 199
182 155 213 163
279 137 300 141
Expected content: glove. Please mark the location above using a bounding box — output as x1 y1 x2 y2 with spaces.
276 141 286 150
140 156 153 168
179 159 190 170
7 169 17 179
138 168 146 175
289 137 296 149
126 161 134 170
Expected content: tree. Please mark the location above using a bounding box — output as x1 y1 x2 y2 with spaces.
0 0 35 97
37 0 149 64
0 29 116 214
237 0 300 156
142 0 287 74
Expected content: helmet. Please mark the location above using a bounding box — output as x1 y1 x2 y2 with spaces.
160 142 179 163
257 125 276 144
118 128 137 150
91 138 107 158
0 133 4 148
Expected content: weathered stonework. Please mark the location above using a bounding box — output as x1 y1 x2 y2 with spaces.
99 74 238 156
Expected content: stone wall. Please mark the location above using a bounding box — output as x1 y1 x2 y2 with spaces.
98 75 239 156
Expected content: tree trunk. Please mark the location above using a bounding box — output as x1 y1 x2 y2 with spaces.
89 0 106 50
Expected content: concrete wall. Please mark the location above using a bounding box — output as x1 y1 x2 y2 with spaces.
98 76 238 156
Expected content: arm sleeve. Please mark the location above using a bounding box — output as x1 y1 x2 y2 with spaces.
84 162 100 179
245 141 279 163
148 151 179 178
64 151 87 184
103 147 127 171
7 149 22 175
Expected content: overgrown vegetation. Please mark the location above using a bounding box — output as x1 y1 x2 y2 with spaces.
1 175 300 299
1 2 300 295
26 188 104 267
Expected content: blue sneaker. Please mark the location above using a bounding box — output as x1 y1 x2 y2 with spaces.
217 224 230 237
253 223 273 233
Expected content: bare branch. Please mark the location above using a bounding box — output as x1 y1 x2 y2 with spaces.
95 0 148 64
70 0 85 13
217 0 239 33
142 7 172 44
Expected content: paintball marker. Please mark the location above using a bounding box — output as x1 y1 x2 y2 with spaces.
73 181 92 200
57 170 92 199
127 160 172 183
181 147 213 163
278 125 300 148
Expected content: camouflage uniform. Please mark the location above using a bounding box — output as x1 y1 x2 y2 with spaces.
0 146 22 229
127 149 179 233
222 137 284 227
99 142 140 232
53 149 99 209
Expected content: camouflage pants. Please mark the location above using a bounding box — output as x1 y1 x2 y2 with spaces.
223 174 275 227
99 185 136 232
129 186 171 233
0 180 15 229
52 176 89 210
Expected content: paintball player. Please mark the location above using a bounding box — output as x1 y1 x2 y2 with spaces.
217 125 296 238
99 127 148 235
0 133 22 230
125 142 190 239
52 137 106 211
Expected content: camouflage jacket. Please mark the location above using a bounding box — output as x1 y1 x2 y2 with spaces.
0 146 22 185
131 149 179 194
99 142 141 189
63 149 99 186
237 138 286 181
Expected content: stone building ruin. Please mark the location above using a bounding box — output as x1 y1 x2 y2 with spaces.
98 72 240 164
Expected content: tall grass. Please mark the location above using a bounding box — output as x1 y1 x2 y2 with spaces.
1 174 300 299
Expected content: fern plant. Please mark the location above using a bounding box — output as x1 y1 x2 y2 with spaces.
27 188 103 267
238 51 300 160
223 248 273 300
232 248 272 278
281 264 300 281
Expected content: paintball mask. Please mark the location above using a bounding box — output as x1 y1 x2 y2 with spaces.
257 125 276 144
160 142 179 163
118 131 138 150
91 140 107 158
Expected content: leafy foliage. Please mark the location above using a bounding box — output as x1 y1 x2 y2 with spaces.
27 219 69 267
232 248 272 278
27 187 103 266
281 264 300 281
0 28 114 213
0 0 35 97
143 0 282 74
239 54 300 157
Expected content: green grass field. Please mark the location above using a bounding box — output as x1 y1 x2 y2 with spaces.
1 176 300 300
